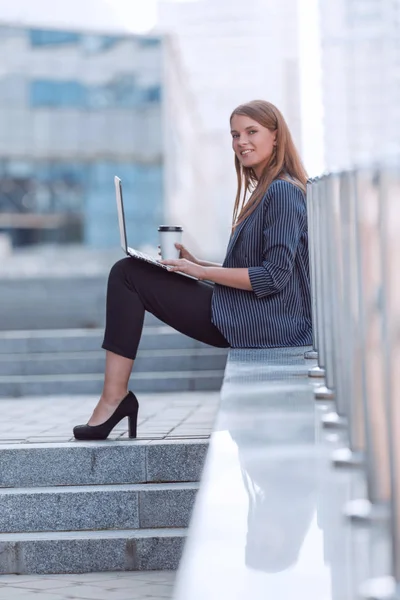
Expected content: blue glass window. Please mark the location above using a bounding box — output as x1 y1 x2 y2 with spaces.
97 35 122 51
30 79 162 109
30 80 87 108
29 29 81 47
109 76 141 108
82 35 122 54
138 37 161 48
144 85 161 103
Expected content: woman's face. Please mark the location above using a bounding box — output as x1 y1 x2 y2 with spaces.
231 114 276 179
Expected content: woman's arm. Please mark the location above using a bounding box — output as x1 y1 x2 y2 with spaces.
247 181 306 298
198 259 223 268
161 181 305 289
203 182 305 293
159 258 252 288
173 244 222 268
202 266 252 290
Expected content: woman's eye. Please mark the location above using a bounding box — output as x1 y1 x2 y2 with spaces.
232 134 239 139
249 130 257 134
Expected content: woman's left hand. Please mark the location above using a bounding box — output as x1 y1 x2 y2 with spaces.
159 258 207 280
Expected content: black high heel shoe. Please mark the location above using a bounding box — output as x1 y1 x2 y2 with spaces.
73 391 139 441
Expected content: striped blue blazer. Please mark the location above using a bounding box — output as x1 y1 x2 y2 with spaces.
211 179 312 348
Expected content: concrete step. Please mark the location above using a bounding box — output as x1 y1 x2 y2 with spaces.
0 348 228 376
0 527 186 574
0 482 198 534
0 370 224 397
0 440 208 488
0 276 161 330
0 326 210 354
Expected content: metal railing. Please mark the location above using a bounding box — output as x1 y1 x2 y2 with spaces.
306 161 400 600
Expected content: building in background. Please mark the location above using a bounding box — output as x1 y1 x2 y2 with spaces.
319 0 400 170
0 25 167 248
157 0 303 259
0 0 306 260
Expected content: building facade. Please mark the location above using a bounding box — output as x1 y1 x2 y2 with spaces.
319 0 400 170
0 25 165 248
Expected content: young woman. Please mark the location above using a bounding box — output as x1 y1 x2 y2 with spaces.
73 100 312 440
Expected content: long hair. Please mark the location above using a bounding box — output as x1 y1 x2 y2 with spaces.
231 100 308 230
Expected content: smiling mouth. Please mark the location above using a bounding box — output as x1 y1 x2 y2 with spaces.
240 149 254 156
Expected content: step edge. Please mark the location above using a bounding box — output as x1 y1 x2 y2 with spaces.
0 370 225 382
0 527 188 541
0 326 178 340
0 481 200 495
0 348 228 361
0 439 209 451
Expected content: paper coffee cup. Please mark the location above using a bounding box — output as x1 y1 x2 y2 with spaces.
158 226 183 260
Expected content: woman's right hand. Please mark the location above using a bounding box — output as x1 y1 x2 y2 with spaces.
157 243 200 265
174 243 199 264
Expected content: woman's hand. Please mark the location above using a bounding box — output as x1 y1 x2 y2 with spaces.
157 243 199 264
174 243 199 264
159 258 207 280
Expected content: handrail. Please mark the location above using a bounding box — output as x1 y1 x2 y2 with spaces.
306 161 400 599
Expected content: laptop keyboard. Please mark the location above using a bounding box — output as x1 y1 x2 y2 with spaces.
128 247 168 269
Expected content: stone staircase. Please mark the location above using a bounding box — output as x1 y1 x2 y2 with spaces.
0 258 223 574
0 439 207 574
0 322 228 396
0 269 228 396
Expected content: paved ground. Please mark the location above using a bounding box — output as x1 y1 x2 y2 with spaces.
0 571 176 599
0 391 219 444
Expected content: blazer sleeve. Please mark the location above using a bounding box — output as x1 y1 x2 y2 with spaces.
248 181 306 299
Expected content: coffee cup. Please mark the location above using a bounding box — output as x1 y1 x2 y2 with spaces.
158 226 183 260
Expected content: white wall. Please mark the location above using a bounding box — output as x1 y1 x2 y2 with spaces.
157 0 303 260
162 36 221 258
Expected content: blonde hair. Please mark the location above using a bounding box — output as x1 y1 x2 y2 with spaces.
230 100 308 230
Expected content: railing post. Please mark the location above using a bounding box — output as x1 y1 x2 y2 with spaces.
305 178 318 360
342 166 390 522
358 162 400 599
320 172 348 423
314 175 336 400
330 169 365 468
309 178 326 379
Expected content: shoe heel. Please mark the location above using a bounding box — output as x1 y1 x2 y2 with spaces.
128 414 137 438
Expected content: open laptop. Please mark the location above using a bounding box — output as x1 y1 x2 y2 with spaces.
114 176 198 280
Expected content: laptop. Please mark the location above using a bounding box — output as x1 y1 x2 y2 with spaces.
114 176 198 280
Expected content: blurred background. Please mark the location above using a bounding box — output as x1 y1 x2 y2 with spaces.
0 0 397 263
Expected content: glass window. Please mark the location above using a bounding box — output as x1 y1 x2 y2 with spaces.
29 29 81 47
143 85 161 103
138 37 161 48
82 35 122 53
30 80 87 108
87 86 113 109
30 79 162 110
109 76 141 108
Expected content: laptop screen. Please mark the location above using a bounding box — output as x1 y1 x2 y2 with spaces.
114 176 128 253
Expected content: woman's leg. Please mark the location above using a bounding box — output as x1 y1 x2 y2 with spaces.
88 351 133 425
87 257 229 426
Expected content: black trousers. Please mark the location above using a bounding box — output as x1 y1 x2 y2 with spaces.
102 258 230 359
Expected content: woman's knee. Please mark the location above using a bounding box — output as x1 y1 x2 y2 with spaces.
108 257 132 284
108 257 147 289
